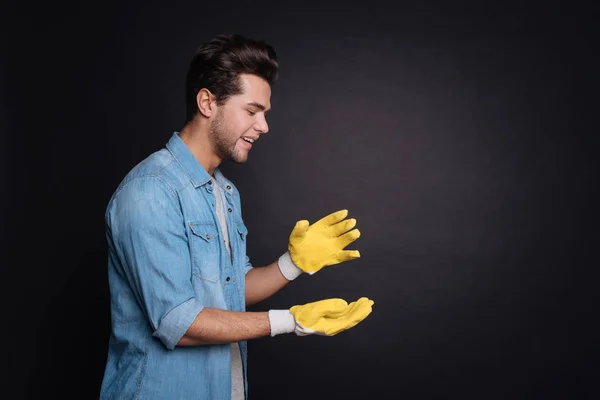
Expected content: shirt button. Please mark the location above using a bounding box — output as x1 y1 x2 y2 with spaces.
206 234 210 240
208 180 212 185
226 277 231 282
226 185 231 190
228 208 232 213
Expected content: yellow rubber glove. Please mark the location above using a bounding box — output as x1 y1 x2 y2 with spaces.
289 297 374 336
288 209 361 274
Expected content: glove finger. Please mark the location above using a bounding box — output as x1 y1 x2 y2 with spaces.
336 228 361 248
321 303 353 318
318 297 369 322
319 308 372 335
328 218 357 237
313 298 349 313
290 220 310 240
331 298 374 332
290 298 348 326
312 209 348 229
331 297 369 318
330 297 373 322
331 250 361 264
310 298 373 335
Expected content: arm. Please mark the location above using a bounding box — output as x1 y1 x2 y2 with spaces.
180 296 375 345
109 177 206 350
180 297 375 345
245 257 294 306
178 252 299 345
178 308 271 345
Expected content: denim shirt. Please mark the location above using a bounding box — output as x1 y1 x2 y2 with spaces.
100 132 253 400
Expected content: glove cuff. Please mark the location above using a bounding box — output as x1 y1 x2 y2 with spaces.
277 251 304 281
268 310 296 336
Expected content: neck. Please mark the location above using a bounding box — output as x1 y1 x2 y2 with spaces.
179 117 222 176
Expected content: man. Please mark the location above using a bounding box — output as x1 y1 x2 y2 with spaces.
100 33 374 400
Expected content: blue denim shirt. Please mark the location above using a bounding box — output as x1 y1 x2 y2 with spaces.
100 132 253 399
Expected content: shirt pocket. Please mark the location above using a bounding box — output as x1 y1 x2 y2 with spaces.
189 222 220 283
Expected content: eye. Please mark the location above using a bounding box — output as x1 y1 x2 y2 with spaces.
247 110 256 116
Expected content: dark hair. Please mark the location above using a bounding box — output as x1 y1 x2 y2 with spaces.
185 34 279 122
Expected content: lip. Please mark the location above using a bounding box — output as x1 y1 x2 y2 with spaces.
240 137 253 149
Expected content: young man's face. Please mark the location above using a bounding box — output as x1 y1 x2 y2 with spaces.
209 73 271 164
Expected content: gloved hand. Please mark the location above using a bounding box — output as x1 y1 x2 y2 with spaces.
268 297 374 337
281 210 361 278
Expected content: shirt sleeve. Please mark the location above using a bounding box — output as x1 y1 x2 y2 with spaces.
106 176 203 350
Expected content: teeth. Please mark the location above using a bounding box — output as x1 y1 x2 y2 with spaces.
243 137 255 143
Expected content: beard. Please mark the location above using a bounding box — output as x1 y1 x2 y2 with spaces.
209 108 248 164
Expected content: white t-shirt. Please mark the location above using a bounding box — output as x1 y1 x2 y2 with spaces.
213 180 245 400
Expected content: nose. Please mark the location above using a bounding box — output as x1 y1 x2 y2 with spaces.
254 114 269 135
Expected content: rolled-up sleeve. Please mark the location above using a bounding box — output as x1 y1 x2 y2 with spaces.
153 297 204 349
107 176 202 350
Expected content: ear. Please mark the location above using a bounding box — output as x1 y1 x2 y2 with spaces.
196 88 216 118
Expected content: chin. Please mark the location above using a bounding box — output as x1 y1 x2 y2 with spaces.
232 157 248 164
229 154 248 164
229 149 249 164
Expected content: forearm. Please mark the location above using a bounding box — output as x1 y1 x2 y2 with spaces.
177 256 299 346
245 260 291 306
178 308 271 346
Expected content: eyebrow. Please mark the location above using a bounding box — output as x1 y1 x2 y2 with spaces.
246 102 270 113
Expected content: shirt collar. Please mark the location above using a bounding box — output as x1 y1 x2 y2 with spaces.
165 132 238 196
213 169 237 196
166 131 212 188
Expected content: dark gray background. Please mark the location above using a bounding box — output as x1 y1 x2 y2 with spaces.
3 0 599 398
